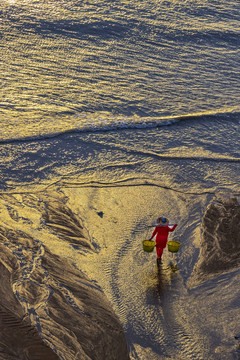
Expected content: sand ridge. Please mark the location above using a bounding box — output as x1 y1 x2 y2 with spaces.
0 192 129 360
192 197 240 282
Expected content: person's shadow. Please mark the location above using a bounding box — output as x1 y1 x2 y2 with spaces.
145 258 180 308
156 260 179 300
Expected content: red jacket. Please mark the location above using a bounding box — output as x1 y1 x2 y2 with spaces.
150 224 177 247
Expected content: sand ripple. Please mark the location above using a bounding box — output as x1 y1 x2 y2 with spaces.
0 194 129 360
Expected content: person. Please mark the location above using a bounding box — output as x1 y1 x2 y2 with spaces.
149 217 177 264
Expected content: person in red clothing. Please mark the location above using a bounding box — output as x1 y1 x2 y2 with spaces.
149 217 178 263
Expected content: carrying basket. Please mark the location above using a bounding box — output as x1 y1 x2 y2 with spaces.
142 240 156 252
167 241 181 253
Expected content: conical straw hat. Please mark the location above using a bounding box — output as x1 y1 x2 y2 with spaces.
157 217 169 225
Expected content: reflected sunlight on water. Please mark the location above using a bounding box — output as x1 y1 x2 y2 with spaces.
1 0 239 140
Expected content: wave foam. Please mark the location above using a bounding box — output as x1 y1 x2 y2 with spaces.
0 110 239 145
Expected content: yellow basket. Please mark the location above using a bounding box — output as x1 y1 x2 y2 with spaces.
167 241 181 253
142 240 156 252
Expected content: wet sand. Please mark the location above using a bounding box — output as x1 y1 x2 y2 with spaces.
0 192 129 360
192 197 240 282
0 188 239 359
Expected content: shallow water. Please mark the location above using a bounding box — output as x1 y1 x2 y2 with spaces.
1 0 240 139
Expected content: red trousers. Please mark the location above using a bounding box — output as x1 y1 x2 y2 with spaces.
156 243 167 258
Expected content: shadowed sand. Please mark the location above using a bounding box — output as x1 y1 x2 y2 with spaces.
192 197 240 282
0 260 59 360
0 192 129 360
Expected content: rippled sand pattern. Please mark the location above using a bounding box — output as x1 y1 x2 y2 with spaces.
0 192 129 360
